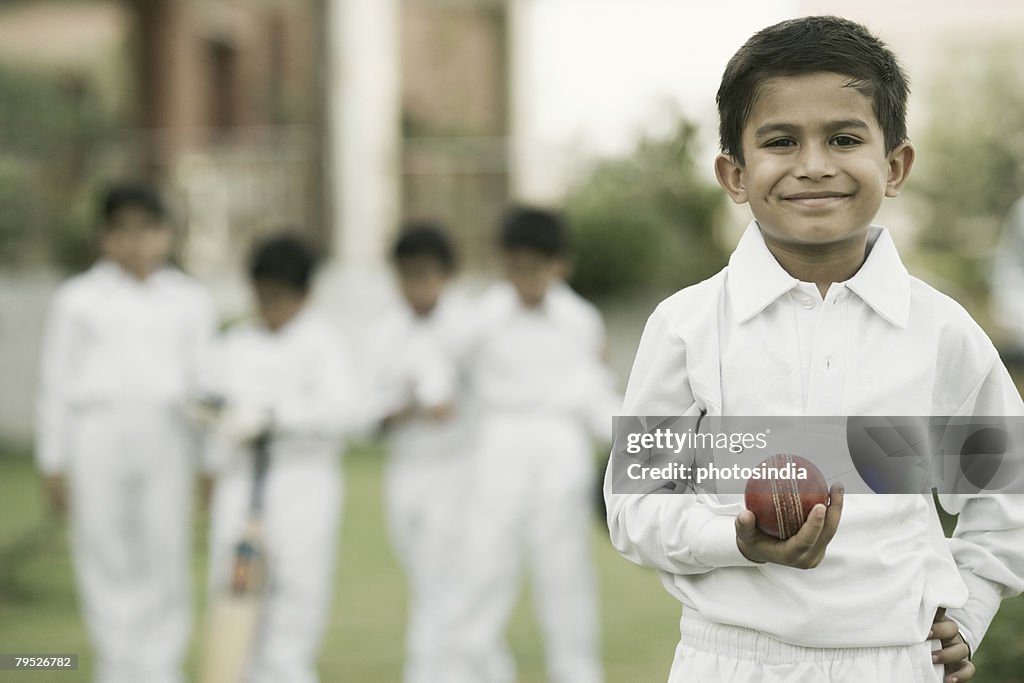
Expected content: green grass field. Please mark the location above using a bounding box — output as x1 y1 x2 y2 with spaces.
0 445 679 682
2 444 1022 682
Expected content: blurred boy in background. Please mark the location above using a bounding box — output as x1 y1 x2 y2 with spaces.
201 233 357 683
456 207 617 683
367 221 477 683
36 181 216 683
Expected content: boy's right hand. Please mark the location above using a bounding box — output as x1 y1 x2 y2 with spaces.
736 484 844 568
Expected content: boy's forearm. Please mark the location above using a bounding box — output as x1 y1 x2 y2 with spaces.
941 492 1024 653
36 298 73 476
35 388 68 475
604 466 759 574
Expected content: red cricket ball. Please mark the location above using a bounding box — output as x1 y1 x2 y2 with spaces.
743 454 829 540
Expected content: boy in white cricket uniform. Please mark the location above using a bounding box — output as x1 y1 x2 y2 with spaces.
36 182 216 683
368 222 475 683
202 234 355 683
458 207 616 683
605 17 1024 683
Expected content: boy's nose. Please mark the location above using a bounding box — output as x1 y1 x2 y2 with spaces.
794 142 836 180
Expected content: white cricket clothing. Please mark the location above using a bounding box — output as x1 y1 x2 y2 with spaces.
36 260 215 474
605 222 1024 672
457 281 611 683
35 260 216 683
367 293 477 683
203 308 355 683
670 610 944 682
471 281 618 438
366 292 468 424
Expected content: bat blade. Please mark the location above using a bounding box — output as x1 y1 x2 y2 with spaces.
198 594 262 683
198 521 265 683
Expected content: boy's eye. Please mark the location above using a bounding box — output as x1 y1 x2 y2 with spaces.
764 138 796 148
831 135 861 147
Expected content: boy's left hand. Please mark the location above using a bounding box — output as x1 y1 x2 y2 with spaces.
930 608 974 682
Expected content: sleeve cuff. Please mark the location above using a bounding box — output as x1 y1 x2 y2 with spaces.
946 571 1004 655
693 513 763 568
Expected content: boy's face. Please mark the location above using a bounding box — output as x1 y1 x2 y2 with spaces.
715 72 914 252
396 256 449 317
100 206 173 280
254 279 306 332
502 249 565 308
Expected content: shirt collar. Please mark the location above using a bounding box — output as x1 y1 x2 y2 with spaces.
93 258 169 286
845 225 911 328
726 221 799 323
94 258 128 279
726 221 911 328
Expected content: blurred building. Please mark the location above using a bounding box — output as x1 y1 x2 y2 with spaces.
0 0 322 279
128 0 324 276
401 0 510 268
0 0 523 271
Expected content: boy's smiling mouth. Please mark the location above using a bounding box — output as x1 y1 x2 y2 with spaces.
781 190 852 208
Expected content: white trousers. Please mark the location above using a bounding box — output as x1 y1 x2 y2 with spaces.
67 405 194 683
451 414 603 683
208 456 342 683
385 442 472 683
670 610 945 683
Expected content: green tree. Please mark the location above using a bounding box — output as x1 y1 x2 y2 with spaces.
908 42 1024 305
0 67 119 270
564 119 727 300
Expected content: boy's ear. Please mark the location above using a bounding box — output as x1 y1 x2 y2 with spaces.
714 153 749 204
885 141 915 197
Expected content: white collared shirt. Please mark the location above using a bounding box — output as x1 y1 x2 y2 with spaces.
366 292 471 424
366 292 474 458
36 261 217 474
606 221 1024 651
470 281 618 437
202 307 357 472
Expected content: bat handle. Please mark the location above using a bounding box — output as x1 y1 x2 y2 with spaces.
230 522 264 595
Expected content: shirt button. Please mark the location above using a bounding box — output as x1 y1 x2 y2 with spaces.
824 357 833 371
801 298 816 309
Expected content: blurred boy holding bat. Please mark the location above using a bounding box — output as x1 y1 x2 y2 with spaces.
198 233 358 683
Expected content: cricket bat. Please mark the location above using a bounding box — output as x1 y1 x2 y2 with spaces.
198 431 272 683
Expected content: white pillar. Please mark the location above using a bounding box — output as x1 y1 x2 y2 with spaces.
507 0 537 203
506 0 572 205
324 0 400 264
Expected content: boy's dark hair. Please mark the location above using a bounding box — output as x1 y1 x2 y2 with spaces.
392 221 457 272
499 206 569 257
99 181 166 227
248 232 319 293
716 16 910 164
